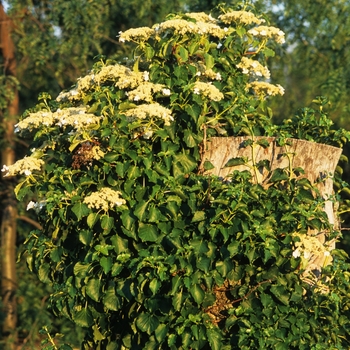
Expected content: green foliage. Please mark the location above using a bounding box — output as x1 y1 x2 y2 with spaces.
10 3 350 349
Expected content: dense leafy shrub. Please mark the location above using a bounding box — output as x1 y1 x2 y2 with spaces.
4 3 350 349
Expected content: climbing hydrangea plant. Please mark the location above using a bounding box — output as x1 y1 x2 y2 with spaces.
5 3 350 349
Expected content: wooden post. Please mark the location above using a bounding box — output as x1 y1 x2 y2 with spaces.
199 136 342 277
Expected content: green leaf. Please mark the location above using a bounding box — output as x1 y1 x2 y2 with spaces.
262 47 275 57
38 264 50 283
71 202 90 221
79 229 93 245
101 215 114 234
183 130 197 148
139 223 158 242
190 239 209 254
224 157 248 167
204 53 215 69
207 328 222 350
178 46 188 62
73 308 93 328
103 286 121 311
269 168 289 183
203 160 215 170
172 289 183 311
192 211 206 222
270 285 289 306
256 138 270 148
136 312 159 334
190 284 205 304
87 212 99 228
155 323 168 343
149 278 161 295
110 235 129 255
100 256 112 274
172 152 197 174
86 278 101 302
134 201 149 221
236 26 246 37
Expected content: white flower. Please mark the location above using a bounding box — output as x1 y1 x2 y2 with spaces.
162 88 171 96
292 249 301 258
324 251 331 257
24 169 32 176
1 164 9 173
217 42 223 49
193 88 200 94
215 73 222 80
196 71 201 76
134 95 140 101
26 201 36 211
143 71 150 81
303 251 311 259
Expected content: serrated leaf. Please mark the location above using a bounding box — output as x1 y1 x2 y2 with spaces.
224 157 248 167
101 215 114 234
139 223 158 242
271 285 289 306
149 278 161 295
203 160 215 170
110 235 129 255
71 202 90 221
269 168 289 183
262 47 275 57
136 312 159 334
134 201 149 221
103 286 121 311
192 211 206 222
155 323 168 342
260 292 274 307
190 239 209 254
183 130 197 148
207 328 222 350
86 278 101 302
256 138 270 148
190 284 205 304
73 308 93 328
38 264 50 283
172 289 183 311
74 262 90 277
100 256 112 274
79 229 92 246
87 212 98 228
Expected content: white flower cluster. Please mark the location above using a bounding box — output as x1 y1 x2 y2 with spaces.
1 157 45 177
193 81 224 101
218 10 265 25
126 82 171 102
292 232 333 274
83 188 126 212
248 25 285 44
121 103 174 126
247 81 285 97
15 107 101 133
236 57 270 79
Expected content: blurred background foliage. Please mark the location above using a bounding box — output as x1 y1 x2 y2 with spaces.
1 0 350 347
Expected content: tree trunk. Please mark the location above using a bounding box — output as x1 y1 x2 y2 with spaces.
0 2 19 346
